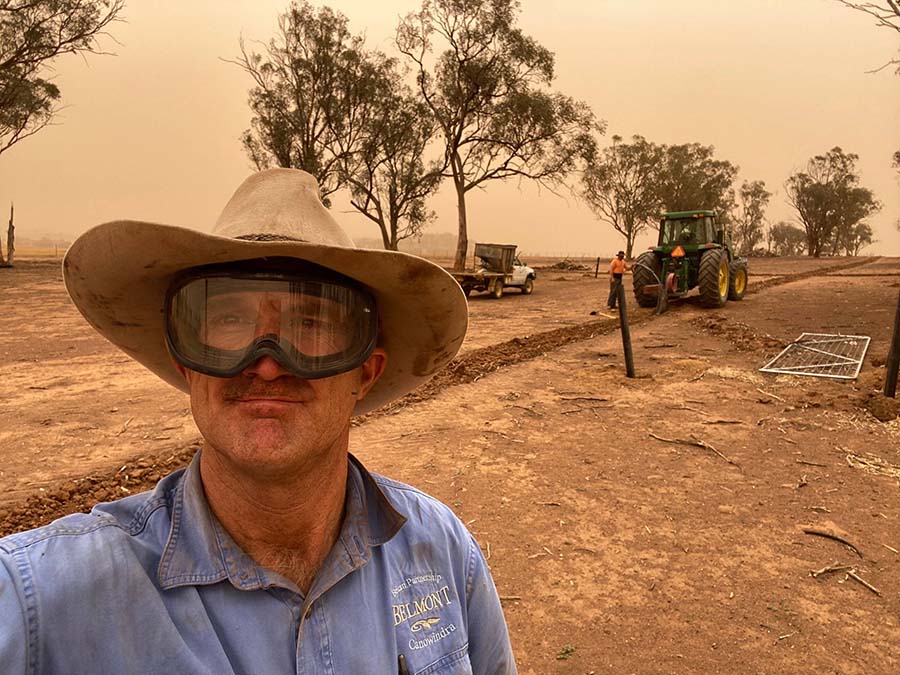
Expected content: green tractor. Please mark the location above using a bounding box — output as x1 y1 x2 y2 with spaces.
632 210 748 309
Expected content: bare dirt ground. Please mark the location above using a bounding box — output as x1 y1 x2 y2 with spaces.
2 254 900 674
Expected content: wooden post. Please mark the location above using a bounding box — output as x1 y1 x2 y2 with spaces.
595 257 600 278
616 282 635 378
884 289 900 397
6 202 14 266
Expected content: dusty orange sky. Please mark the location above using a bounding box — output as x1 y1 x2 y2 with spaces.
0 0 897 257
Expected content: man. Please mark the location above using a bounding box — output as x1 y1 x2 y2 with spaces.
0 169 517 674
607 250 629 310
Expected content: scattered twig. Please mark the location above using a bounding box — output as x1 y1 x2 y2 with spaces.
643 343 678 349
509 404 543 417
114 417 134 436
757 387 786 402
486 541 492 560
882 544 898 554
702 419 742 425
810 563 853 578
802 527 862 557
648 432 741 470
846 569 881 596
777 632 797 641
499 595 521 602
535 501 561 507
796 459 828 468
559 396 609 402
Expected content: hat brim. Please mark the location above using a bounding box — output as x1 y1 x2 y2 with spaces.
63 220 468 415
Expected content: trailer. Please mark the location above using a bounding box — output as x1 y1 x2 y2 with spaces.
451 243 536 298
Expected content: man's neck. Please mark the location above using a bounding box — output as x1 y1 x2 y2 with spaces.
199 447 349 594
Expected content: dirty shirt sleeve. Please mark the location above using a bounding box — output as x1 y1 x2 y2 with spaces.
464 534 517 675
0 551 29 674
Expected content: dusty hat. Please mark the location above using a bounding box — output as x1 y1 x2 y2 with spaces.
63 168 468 415
617 251 625 257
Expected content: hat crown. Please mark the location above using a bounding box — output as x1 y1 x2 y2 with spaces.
212 168 354 247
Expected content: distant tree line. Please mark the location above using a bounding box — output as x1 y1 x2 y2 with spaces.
580 136 883 259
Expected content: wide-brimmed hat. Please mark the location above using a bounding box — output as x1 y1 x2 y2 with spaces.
63 168 468 415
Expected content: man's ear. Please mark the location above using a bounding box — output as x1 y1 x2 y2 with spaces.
355 348 388 401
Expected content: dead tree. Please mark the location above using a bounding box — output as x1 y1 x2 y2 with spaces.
1 203 13 267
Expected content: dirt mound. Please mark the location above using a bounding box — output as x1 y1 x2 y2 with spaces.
691 314 784 354
0 445 201 537
542 258 589 271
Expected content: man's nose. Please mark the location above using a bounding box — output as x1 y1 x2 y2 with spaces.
254 298 282 338
243 354 291 380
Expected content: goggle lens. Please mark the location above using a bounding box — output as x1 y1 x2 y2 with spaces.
166 274 377 379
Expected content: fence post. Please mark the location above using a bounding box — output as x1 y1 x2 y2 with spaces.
884 289 900 397
616 282 635 378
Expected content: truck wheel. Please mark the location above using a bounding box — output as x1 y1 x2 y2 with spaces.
728 261 748 300
491 280 504 299
698 248 729 308
462 286 472 297
521 277 534 295
632 252 660 308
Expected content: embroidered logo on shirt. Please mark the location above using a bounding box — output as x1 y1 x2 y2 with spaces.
410 618 441 632
392 585 452 626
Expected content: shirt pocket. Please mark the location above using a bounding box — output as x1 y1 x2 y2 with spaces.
413 643 473 675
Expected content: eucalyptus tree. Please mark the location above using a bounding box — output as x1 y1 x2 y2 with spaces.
785 147 880 257
0 0 123 157
581 135 662 259
397 0 600 269
731 180 771 255
653 143 738 221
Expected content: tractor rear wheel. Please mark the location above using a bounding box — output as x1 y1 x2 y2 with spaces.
632 251 660 308
698 248 729 308
728 261 748 301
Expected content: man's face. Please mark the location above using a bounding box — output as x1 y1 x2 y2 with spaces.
172 285 387 481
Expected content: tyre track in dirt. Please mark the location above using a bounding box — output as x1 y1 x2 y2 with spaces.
0 257 878 536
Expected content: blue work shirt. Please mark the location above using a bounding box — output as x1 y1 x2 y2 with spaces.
0 453 516 674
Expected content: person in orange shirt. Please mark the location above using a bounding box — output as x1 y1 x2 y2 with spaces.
607 250 630 309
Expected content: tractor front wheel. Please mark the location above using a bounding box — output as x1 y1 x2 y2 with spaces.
632 251 660 308
698 249 729 308
728 261 748 301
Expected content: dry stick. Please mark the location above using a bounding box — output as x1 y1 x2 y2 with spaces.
810 563 854 578
757 387 786 402
648 432 742 470
509 404 543 417
559 396 609 402
846 570 881 596
802 527 863 557
499 596 522 602
796 459 828 468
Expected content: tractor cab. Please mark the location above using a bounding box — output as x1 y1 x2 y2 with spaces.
658 210 720 249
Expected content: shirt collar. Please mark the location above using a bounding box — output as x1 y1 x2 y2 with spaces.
157 451 406 592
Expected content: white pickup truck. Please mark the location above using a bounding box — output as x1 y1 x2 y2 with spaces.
450 243 537 298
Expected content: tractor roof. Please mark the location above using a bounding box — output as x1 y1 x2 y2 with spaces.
662 210 717 220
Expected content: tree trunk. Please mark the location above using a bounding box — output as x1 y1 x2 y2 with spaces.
1 203 12 267
451 153 468 271
6 203 12 265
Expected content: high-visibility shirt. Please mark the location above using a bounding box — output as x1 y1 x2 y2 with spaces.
610 258 627 275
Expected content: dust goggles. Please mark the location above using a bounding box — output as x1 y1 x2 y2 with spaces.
165 260 378 380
